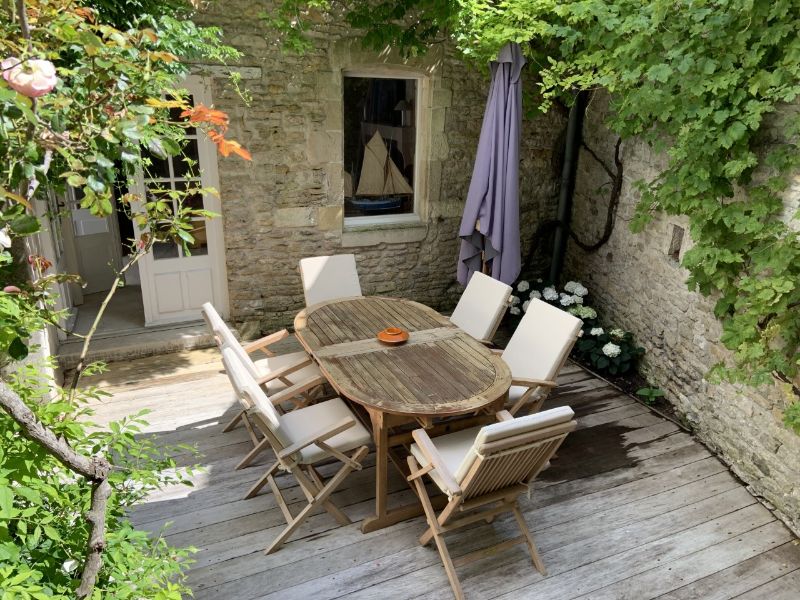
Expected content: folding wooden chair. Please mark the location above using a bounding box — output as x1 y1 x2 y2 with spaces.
202 302 323 467
299 254 362 307
221 347 371 554
499 298 582 414
449 271 512 345
407 406 577 599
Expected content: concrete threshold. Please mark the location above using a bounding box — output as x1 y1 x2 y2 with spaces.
57 321 215 370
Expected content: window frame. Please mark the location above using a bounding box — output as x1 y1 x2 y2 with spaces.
342 68 426 228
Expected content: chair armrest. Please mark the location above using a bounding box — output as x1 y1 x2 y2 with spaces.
255 355 313 385
269 373 327 406
242 329 290 353
278 416 354 460
496 410 514 422
410 429 462 497
511 377 558 389
490 348 504 355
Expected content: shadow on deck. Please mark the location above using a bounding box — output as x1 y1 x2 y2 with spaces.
89 349 800 600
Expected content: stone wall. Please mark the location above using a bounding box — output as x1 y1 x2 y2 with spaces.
565 94 800 534
195 2 565 337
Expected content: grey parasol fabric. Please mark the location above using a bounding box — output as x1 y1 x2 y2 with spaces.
457 42 526 285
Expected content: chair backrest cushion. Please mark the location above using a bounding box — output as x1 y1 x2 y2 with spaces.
299 254 362 307
453 406 575 483
203 302 262 381
221 347 286 443
501 298 582 382
201 302 225 348
449 272 512 341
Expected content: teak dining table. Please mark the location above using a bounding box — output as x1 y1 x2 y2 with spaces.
294 296 512 533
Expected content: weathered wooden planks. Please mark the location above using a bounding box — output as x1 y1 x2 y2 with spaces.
88 349 798 600
295 297 511 416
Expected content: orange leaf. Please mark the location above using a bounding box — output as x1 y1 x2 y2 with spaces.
180 104 229 127
213 136 251 161
1 187 31 209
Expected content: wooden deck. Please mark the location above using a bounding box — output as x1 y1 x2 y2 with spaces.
86 345 800 600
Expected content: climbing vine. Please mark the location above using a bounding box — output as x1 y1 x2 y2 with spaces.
266 0 800 432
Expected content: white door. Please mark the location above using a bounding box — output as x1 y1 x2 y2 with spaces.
70 190 122 295
132 76 229 326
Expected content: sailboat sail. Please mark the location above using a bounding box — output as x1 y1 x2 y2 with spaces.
356 131 413 196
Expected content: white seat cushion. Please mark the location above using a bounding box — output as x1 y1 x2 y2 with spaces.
254 351 321 396
278 398 372 464
450 272 511 341
410 426 481 493
508 385 528 405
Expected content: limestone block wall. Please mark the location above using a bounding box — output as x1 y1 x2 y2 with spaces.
195 2 565 336
565 95 800 534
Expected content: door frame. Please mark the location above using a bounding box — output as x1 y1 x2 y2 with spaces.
134 74 230 325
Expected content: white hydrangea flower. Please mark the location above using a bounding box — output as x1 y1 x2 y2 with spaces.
602 342 622 358
62 559 78 574
564 281 578 293
572 306 597 320
509 306 521 316
0 228 11 250
559 293 575 306
536 278 543 283
542 286 558 301
572 294 584 305
590 327 605 336
510 295 521 305
574 283 589 297
517 280 530 292
522 300 530 312
609 327 626 339
529 289 542 300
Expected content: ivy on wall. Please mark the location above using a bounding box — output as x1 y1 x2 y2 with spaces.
266 0 800 433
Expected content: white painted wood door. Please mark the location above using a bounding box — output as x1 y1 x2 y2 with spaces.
132 76 229 326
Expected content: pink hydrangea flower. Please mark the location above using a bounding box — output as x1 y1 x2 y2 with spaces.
1 57 57 98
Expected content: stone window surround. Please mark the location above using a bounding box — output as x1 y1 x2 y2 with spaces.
325 45 446 248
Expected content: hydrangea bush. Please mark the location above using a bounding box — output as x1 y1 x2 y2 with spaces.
509 279 644 376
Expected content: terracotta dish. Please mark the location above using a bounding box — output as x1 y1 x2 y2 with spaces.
377 326 410 345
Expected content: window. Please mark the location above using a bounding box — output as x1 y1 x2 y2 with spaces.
668 224 684 262
142 101 207 259
343 75 417 221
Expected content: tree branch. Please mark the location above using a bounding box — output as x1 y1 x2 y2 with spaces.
570 137 623 253
0 381 111 597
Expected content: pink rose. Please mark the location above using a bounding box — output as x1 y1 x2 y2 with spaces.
3 285 21 294
2 57 57 98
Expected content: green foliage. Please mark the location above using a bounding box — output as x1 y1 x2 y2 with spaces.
784 400 800 434
0 1 247 595
267 0 800 426
0 0 242 359
0 363 198 598
636 386 665 406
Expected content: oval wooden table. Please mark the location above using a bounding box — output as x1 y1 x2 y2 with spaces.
294 296 512 533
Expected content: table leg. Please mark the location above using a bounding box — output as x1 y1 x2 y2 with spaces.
361 410 448 533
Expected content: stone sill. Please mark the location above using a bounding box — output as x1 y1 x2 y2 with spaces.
341 218 427 247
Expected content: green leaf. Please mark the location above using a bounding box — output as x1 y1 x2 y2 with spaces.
8 337 29 360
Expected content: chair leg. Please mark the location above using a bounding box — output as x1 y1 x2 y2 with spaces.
295 467 350 526
409 461 464 600
245 460 281 500
264 446 368 554
222 408 245 433
236 436 272 470
512 504 547 576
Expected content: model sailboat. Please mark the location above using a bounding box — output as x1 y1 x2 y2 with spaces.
351 131 412 212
